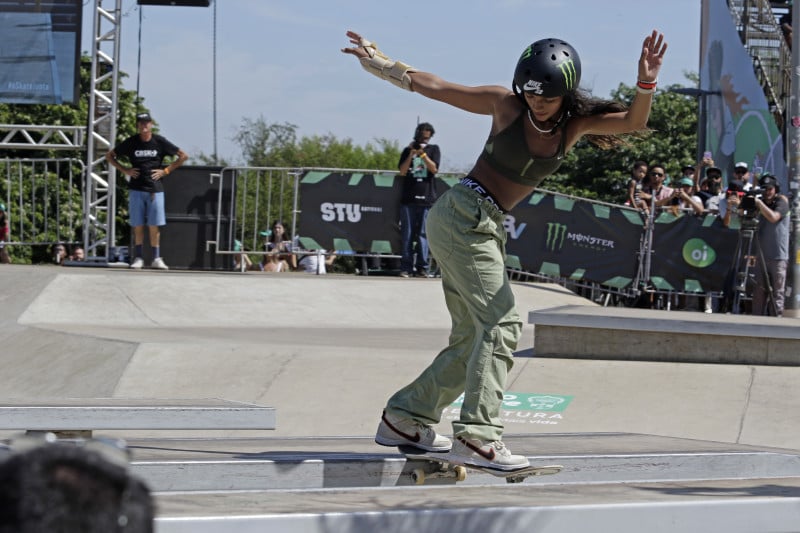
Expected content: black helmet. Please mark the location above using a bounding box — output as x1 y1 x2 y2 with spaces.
759 174 780 192
513 38 581 97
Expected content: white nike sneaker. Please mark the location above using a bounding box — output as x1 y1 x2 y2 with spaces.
151 257 169 270
449 436 530 470
130 257 144 269
374 410 451 452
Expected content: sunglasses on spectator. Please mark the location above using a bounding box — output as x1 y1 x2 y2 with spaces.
648 171 664 177
734 168 746 173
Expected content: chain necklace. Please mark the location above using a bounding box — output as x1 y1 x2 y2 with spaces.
527 109 561 135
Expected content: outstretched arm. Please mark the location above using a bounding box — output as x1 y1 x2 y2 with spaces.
575 30 667 136
341 30 506 116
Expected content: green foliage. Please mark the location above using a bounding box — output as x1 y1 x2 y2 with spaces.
0 160 84 263
0 56 144 261
545 82 699 203
233 115 401 170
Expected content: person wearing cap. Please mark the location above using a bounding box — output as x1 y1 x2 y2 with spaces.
105 112 188 270
750 174 790 316
0 202 10 264
343 29 667 468
669 176 704 215
733 161 753 190
702 166 725 213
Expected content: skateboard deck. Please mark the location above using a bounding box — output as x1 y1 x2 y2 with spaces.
399 445 562 484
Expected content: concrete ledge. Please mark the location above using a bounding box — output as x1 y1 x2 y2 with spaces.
0 398 276 431
529 305 800 365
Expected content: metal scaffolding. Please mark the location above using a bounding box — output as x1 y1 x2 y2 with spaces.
84 0 122 261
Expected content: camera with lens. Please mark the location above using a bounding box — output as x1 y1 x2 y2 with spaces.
412 141 427 150
739 188 762 216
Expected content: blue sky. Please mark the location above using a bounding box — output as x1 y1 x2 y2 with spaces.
81 0 702 171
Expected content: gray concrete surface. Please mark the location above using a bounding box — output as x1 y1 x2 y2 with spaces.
1 264 800 451
531 304 800 364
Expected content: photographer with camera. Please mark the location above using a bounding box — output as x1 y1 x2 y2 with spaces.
397 122 441 278
748 174 790 317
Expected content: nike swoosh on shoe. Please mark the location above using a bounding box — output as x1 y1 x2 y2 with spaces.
459 437 496 461
383 413 421 443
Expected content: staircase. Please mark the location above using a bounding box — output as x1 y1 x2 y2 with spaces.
728 0 792 132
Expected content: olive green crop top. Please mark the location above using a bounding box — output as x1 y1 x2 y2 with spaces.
478 111 566 187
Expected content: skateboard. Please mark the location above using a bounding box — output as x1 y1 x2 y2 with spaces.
398 445 562 485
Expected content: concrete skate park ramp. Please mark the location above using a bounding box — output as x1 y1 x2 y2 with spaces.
4 265 800 532
1 264 800 450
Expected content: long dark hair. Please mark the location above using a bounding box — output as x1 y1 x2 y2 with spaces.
516 87 646 149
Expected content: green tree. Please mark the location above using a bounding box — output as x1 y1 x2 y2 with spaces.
0 56 143 262
544 81 699 203
233 115 401 169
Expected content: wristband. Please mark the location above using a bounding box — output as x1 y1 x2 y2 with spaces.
636 79 657 94
164 167 170 175
420 152 427 159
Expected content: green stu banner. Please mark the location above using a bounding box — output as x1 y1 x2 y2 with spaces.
297 171 743 292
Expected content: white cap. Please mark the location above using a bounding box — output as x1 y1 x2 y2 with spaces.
734 161 748 170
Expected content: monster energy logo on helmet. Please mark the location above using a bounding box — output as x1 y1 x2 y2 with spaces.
558 59 577 90
513 38 582 98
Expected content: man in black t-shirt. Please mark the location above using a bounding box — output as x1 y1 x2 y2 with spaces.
106 112 188 270
397 122 441 278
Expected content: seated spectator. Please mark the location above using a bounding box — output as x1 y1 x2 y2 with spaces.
70 245 85 261
52 243 68 265
263 220 297 270
258 252 290 273
232 240 253 272
298 249 337 274
0 437 154 533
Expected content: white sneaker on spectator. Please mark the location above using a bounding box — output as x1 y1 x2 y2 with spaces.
449 436 529 470
151 257 169 270
130 257 144 269
375 410 451 452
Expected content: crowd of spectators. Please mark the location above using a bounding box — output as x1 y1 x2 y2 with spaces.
624 158 790 317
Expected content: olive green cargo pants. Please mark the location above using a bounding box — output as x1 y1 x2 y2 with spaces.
386 183 521 441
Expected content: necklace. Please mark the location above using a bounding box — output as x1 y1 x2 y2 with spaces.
527 109 560 135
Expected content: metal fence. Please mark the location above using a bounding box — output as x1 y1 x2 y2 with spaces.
0 158 85 261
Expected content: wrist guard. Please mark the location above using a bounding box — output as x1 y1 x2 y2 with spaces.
358 37 416 91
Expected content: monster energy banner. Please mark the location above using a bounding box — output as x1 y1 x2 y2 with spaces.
507 192 643 287
649 212 739 292
297 171 742 292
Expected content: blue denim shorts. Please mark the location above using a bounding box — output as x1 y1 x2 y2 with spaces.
129 190 166 227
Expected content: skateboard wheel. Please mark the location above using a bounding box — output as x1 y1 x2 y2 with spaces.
412 468 425 485
454 465 467 482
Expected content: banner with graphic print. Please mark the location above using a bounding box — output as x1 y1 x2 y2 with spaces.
297 171 402 253
506 192 644 287
297 171 742 294
649 212 739 292
700 0 787 186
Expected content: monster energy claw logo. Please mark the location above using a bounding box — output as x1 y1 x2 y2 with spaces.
558 59 577 90
545 222 567 252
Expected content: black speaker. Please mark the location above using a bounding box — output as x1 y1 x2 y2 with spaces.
138 165 235 270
